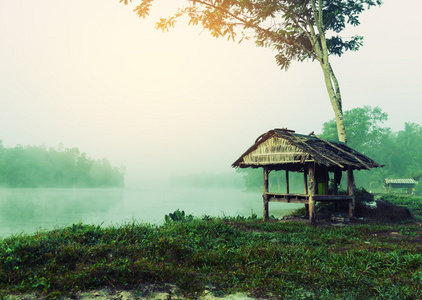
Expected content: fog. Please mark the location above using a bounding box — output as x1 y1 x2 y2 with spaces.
0 188 303 237
1 0 421 186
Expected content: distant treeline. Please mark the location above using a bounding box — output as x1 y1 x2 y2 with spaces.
238 106 422 194
0 142 125 188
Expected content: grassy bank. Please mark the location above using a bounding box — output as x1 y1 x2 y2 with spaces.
1 197 422 299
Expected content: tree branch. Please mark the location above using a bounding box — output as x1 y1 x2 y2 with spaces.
192 0 318 61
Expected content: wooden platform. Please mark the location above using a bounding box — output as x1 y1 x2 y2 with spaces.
265 193 353 204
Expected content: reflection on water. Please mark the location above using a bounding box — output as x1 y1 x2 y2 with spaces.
0 188 302 238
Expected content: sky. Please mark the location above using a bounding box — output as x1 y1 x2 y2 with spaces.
0 0 421 187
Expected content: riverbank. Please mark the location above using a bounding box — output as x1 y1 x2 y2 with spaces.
1 194 422 299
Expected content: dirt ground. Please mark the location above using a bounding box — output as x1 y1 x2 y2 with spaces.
5 285 256 300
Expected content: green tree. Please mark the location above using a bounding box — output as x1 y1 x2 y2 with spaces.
320 105 390 153
320 108 422 191
395 122 422 176
0 144 125 188
320 106 391 189
362 122 422 182
121 0 381 143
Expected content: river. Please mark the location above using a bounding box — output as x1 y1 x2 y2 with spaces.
0 188 302 238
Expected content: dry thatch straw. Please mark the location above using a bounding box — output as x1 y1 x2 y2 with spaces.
232 129 382 172
242 137 312 166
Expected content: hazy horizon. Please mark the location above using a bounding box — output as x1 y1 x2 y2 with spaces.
1 0 421 187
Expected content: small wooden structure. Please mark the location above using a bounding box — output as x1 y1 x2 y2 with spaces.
232 129 382 224
385 178 418 194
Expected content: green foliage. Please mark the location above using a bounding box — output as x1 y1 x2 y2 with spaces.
321 106 389 153
164 209 194 223
320 107 422 191
1 217 422 299
414 181 422 196
0 143 125 188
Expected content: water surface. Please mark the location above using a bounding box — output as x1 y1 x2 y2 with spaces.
0 188 302 238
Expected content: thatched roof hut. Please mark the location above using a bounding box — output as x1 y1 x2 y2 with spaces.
385 178 418 193
232 128 382 223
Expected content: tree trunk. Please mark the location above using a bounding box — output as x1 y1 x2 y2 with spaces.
320 62 347 143
311 0 347 144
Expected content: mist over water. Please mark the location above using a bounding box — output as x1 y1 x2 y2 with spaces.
0 187 302 238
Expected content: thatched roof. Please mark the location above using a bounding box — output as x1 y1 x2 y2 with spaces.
232 129 382 172
385 178 417 187
385 178 417 185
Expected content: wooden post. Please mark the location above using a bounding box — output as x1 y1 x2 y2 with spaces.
304 204 310 219
263 167 269 221
303 166 309 218
324 166 329 195
303 166 308 194
285 170 290 194
308 163 316 224
333 166 340 195
347 166 355 219
333 167 340 212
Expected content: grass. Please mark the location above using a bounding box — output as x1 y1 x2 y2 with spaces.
1 196 422 299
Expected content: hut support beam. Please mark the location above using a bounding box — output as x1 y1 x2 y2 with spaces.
308 163 316 224
324 167 329 195
333 166 340 195
347 166 355 219
263 167 269 221
303 166 309 218
286 170 290 194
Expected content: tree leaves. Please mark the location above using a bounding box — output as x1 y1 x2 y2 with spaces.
123 0 380 70
120 0 381 78
133 0 155 19
326 35 363 56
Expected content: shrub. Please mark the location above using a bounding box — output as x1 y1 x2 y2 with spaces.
164 209 194 223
